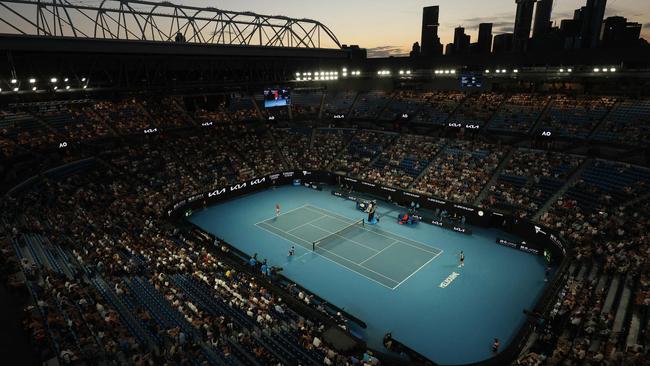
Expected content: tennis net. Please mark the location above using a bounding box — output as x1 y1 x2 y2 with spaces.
312 219 364 251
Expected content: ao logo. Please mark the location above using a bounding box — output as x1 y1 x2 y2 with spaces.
542 131 552 137
58 142 68 148
439 272 460 288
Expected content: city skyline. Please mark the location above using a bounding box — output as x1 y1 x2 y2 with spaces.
0 0 647 56
179 0 649 57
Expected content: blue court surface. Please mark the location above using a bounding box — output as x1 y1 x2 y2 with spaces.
189 185 549 365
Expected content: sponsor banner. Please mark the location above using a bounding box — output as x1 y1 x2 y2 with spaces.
453 204 475 212
496 238 541 256
343 177 358 183
361 181 376 187
282 171 294 178
403 192 420 199
427 197 446 205
534 225 547 235
380 186 397 193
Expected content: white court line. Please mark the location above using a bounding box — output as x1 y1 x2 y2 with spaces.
307 223 380 254
359 240 400 265
392 250 444 290
255 222 399 290
254 204 310 226
303 205 442 255
287 216 329 233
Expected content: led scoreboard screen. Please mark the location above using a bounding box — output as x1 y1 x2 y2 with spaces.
460 72 483 88
264 89 291 108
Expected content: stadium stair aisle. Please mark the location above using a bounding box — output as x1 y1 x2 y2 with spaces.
532 157 593 221
474 147 515 205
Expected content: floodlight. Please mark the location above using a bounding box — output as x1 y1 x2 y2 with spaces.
50 77 58 83
29 78 36 84
610 67 616 72
593 68 600 72
10 79 17 84
66 85 71 90
13 87 19 92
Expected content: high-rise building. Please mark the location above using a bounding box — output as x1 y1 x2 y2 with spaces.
533 0 553 38
493 33 514 53
477 23 493 53
580 0 607 48
453 26 471 53
601 16 642 47
513 0 537 51
421 6 443 57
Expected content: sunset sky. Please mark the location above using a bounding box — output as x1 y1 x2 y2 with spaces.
0 0 647 56
183 0 650 56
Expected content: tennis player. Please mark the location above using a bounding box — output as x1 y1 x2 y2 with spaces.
275 203 281 217
458 251 465 268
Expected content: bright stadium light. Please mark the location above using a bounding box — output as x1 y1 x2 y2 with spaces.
450 70 456 74
81 77 86 82
64 78 69 82
50 77 58 83
53 86 58 90
83 85 87 89
66 85 70 90
567 68 573 72
29 78 36 84
295 72 300 77
10 79 17 84
485 69 490 73
610 67 616 72
501 69 506 73
32 86 37 91
495 69 501 74
513 69 519 73
444 70 450 74
559 68 564 72
13 87 19 92
593 68 600 72
406 70 411 75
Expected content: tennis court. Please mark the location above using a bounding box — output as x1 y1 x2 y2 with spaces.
256 204 442 289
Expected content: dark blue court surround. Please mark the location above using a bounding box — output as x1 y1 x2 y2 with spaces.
189 185 550 365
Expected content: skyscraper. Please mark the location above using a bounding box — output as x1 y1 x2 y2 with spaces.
513 0 536 51
477 23 493 54
493 33 514 53
533 0 553 38
421 6 443 57
453 26 471 53
580 0 607 48
601 16 642 47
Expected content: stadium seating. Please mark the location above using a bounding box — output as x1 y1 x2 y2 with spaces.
486 94 550 133
592 99 650 146
1 92 649 366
